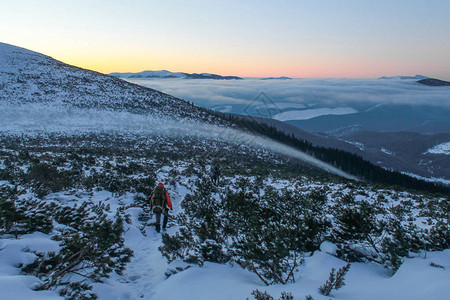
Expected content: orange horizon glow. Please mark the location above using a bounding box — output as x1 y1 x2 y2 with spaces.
2 1 450 81
53 52 446 80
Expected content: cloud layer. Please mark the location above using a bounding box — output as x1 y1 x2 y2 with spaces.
128 78 450 113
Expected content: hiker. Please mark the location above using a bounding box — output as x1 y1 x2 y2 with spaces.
150 182 173 233
210 165 221 185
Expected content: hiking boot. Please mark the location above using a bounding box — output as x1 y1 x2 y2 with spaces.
155 224 161 233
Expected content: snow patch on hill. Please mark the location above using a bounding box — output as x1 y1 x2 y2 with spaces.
402 172 450 185
381 148 394 155
341 140 365 151
426 142 450 155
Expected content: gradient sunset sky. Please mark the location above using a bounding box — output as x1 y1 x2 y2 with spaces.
1 0 449 79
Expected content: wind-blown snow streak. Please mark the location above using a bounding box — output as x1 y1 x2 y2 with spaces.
0 104 357 180
256 138 358 180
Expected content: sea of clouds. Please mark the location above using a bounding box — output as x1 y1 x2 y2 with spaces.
126 78 450 113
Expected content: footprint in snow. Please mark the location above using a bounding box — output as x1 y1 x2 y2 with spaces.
129 274 142 281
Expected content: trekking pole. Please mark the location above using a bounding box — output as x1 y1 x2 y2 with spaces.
146 211 153 226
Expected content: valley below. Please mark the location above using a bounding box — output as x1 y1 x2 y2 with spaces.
124 77 450 183
0 42 449 300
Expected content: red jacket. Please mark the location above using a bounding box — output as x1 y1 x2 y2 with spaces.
150 183 173 210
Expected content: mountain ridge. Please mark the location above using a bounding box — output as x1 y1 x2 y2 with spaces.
417 78 450 86
0 42 220 123
260 76 292 80
110 70 242 80
378 74 427 80
0 42 361 181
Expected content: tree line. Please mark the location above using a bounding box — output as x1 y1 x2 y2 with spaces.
218 113 449 195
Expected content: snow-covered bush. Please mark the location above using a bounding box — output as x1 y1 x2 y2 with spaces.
328 192 448 272
19 201 133 297
227 187 328 285
331 198 385 262
426 219 450 250
250 289 274 300
1 132 448 299
248 290 295 300
160 179 330 285
59 282 97 300
27 162 73 198
160 178 229 265
0 175 134 298
0 186 53 237
318 263 350 296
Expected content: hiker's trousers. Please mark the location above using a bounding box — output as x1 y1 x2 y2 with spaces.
155 211 169 230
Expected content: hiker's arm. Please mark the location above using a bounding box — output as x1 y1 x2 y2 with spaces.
165 192 173 210
150 194 154 209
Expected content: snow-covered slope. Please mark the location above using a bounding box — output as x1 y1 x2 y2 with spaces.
0 42 362 180
0 42 214 121
1 154 448 300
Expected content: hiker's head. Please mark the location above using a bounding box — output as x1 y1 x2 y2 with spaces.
157 182 165 188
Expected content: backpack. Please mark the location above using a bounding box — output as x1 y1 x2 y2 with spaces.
152 185 166 213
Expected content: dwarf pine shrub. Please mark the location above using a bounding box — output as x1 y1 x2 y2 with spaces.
319 263 351 296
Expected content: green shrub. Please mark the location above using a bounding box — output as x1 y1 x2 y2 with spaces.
28 163 72 198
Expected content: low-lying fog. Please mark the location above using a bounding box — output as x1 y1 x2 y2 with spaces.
127 78 450 112
0 103 357 180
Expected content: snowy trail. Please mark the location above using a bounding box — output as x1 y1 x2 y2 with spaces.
94 213 166 299
95 178 450 300
1 177 449 300
94 181 188 299
119 231 163 299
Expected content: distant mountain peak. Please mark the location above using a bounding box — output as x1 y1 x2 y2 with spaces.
378 75 428 80
109 70 242 80
260 76 292 80
417 78 450 86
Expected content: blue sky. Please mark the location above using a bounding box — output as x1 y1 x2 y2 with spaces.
1 0 449 79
